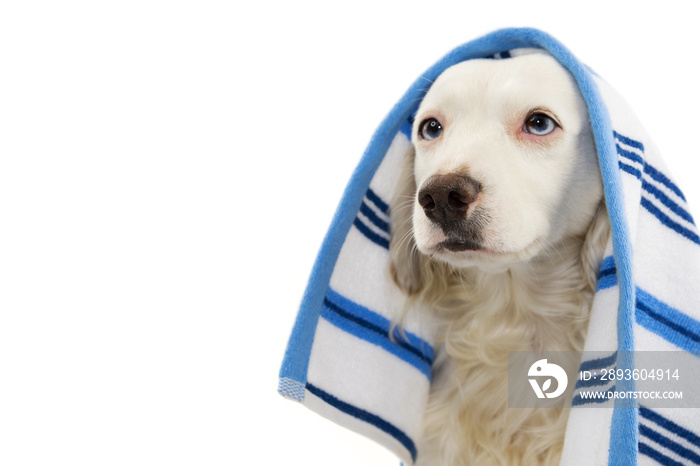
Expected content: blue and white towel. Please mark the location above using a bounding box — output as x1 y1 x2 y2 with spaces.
278 28 700 465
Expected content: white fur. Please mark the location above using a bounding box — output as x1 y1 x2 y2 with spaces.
389 53 611 465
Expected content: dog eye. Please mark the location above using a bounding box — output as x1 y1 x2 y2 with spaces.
524 113 557 136
419 118 443 140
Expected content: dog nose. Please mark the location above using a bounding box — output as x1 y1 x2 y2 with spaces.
418 174 480 224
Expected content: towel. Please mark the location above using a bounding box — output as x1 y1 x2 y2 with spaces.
278 27 700 465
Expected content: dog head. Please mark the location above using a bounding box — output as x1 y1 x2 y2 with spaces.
390 52 605 289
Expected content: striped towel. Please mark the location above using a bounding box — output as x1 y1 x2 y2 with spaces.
278 28 700 465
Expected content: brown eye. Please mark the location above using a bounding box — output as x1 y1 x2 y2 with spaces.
524 113 557 135
419 118 443 140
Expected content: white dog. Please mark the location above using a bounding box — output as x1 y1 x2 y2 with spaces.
389 52 611 465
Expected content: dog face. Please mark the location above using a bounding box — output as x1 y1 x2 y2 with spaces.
403 53 603 272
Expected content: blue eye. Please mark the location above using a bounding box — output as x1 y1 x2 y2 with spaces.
524 113 557 136
419 118 443 140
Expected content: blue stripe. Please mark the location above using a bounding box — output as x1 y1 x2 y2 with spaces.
306 383 417 462
596 273 618 291
573 353 617 405
359 200 390 233
599 255 615 272
353 187 392 247
597 256 618 290
366 188 389 215
638 442 685 466
579 352 617 372
645 163 687 202
639 424 700 464
619 161 642 180
571 384 616 406
614 131 645 151
615 131 690 214
353 217 390 249
323 297 432 365
617 145 644 166
326 288 434 362
636 288 700 351
640 406 700 448
642 180 695 225
321 301 432 379
615 133 695 232
640 197 700 245
637 301 700 342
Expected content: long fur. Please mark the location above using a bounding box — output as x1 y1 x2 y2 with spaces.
389 54 611 466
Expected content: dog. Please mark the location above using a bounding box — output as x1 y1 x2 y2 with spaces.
389 52 611 465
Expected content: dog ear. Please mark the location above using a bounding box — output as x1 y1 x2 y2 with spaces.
389 145 424 294
580 201 611 291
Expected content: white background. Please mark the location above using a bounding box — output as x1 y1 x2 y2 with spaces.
0 1 698 465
